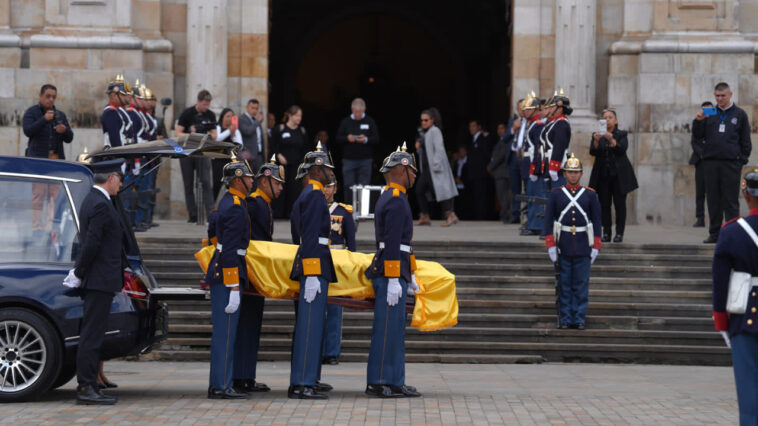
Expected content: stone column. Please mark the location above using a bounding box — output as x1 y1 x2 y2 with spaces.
186 0 227 110
554 0 596 131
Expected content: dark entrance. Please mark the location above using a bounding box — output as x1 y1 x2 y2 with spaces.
270 0 511 207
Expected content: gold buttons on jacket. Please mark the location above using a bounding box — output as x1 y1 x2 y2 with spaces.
748 319 754 326
752 307 757 313
753 292 757 297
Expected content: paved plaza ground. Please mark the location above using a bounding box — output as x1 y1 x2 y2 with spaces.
1 361 738 425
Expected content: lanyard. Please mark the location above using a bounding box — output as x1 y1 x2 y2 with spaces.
718 108 731 124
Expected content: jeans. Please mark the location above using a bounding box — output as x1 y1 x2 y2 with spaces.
342 158 373 204
558 255 591 325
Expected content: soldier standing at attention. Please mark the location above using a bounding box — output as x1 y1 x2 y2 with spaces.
522 93 546 236
544 154 602 330
101 75 132 148
365 143 421 398
321 177 357 365
288 143 337 399
712 167 758 425
205 156 254 400
539 89 572 190
230 156 284 394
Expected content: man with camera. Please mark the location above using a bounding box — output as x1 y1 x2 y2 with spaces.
693 82 752 243
23 83 74 239
175 89 217 223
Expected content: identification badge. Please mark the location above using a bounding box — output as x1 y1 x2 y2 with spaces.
360 124 370 130
719 123 726 133
282 132 291 138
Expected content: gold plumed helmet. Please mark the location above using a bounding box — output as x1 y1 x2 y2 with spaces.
522 90 541 110
743 166 758 196
106 74 129 95
144 87 156 101
562 152 583 172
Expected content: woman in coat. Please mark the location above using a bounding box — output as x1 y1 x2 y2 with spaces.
414 108 460 227
588 109 638 243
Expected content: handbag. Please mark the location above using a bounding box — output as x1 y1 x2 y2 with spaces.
727 219 758 314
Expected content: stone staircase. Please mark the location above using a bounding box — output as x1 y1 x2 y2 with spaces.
137 236 729 365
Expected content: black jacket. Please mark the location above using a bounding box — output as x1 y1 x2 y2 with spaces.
336 115 380 160
22 104 74 159
467 132 493 181
588 127 639 196
692 104 751 163
74 188 125 293
689 119 705 165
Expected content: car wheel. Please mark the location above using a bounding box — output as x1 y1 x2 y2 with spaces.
0 308 62 401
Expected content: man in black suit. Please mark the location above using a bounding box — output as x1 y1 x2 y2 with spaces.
467 120 494 220
70 159 126 405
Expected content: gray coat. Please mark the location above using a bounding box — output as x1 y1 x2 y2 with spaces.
488 136 511 180
423 125 459 201
239 112 264 170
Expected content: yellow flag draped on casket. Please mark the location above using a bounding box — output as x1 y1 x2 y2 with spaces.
195 241 458 332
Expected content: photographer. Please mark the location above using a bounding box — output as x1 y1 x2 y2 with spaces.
175 89 217 223
23 84 74 238
693 82 752 243
588 109 638 243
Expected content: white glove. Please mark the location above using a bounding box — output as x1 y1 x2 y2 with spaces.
720 331 731 349
303 276 321 303
387 278 402 306
529 174 538 182
225 289 240 314
407 274 420 296
62 269 81 288
549 170 559 181
548 246 557 263
590 248 599 264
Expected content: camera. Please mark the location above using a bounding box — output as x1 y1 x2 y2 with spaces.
54 110 64 126
192 119 215 134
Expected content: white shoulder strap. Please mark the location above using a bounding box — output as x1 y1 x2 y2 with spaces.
557 187 586 222
329 202 338 214
737 218 758 248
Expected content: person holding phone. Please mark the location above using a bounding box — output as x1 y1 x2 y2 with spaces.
690 101 714 228
588 109 638 243
214 108 244 199
693 82 753 243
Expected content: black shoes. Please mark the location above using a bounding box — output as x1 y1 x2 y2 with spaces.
390 385 421 397
97 380 118 390
77 385 117 405
207 387 249 399
233 379 270 393
365 384 403 398
187 217 197 223
703 235 718 244
322 356 339 365
288 385 328 399
602 234 611 243
693 218 705 227
558 323 569 329
576 323 586 330
511 218 521 224
613 234 623 243
314 381 333 392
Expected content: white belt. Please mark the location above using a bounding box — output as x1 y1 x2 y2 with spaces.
378 242 411 253
560 225 587 234
319 237 329 246
330 244 345 250
215 243 246 256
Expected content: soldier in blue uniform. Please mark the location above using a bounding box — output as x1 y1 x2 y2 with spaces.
712 167 758 425
288 142 337 399
543 153 601 330
101 74 132 149
204 156 254 400
321 178 357 365
539 89 572 190
522 92 547 236
365 143 422 398
230 156 284 394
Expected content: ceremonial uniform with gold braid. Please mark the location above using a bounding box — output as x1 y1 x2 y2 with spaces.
322 201 356 362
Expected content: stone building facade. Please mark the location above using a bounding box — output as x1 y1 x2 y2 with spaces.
0 0 756 224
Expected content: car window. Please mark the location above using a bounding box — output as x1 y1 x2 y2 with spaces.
0 177 79 264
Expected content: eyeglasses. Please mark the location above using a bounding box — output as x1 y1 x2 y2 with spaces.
420 119 431 122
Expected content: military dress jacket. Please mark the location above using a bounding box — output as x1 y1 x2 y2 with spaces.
712 209 758 336
543 184 602 257
247 188 274 242
539 115 571 175
205 188 250 288
524 117 545 179
328 202 356 251
289 180 336 282
365 183 417 282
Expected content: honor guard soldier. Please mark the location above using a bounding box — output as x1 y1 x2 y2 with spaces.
365 143 422 398
539 89 572 189
544 154 601 330
126 80 147 144
321 177 357 365
712 167 758 424
230 156 284 394
205 155 254 400
102 74 132 148
288 143 337 399
522 92 547 236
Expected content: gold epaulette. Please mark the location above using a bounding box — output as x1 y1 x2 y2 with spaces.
233 195 241 205
338 203 353 213
584 186 596 192
392 189 400 197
